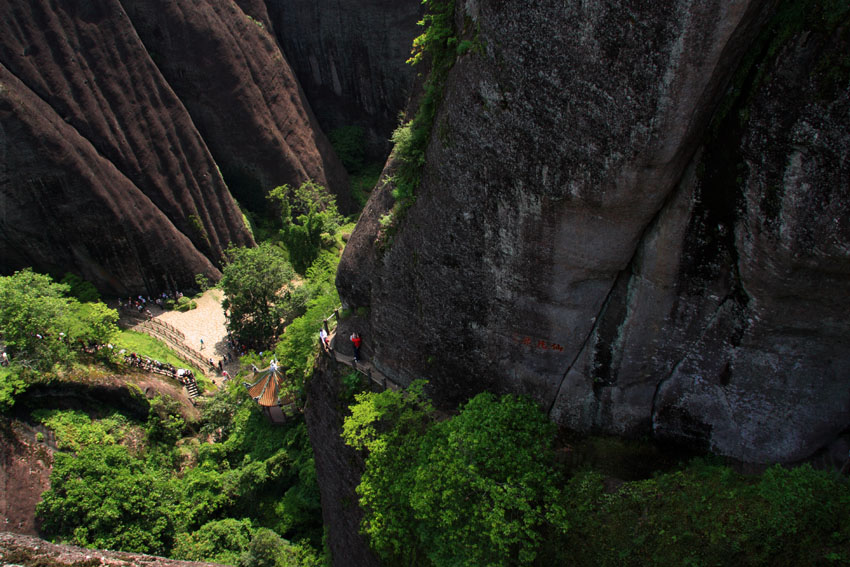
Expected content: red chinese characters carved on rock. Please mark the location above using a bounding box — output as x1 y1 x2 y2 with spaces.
514 335 565 352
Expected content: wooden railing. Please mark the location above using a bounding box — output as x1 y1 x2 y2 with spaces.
133 320 210 374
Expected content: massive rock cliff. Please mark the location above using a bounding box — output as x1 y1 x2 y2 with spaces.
264 0 423 159
0 0 350 294
338 0 850 463
121 0 352 214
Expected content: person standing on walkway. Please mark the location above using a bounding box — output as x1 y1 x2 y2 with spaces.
350 332 362 362
200 338 204 350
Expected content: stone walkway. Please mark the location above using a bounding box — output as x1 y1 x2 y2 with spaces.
117 289 240 389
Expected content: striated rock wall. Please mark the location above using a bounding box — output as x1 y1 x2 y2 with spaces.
0 421 52 537
0 0 353 294
0 0 249 295
337 0 850 463
263 0 423 159
121 0 353 214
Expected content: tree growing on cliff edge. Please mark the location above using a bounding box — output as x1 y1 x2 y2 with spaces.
220 243 295 348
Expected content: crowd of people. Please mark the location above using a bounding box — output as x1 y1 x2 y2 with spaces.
123 351 197 385
117 291 187 318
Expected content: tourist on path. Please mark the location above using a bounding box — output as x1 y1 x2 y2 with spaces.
350 332 362 362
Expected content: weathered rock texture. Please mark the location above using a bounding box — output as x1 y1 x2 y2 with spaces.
121 0 352 214
264 0 423 159
338 0 850 463
0 421 52 537
0 532 224 567
0 0 351 294
303 355 380 567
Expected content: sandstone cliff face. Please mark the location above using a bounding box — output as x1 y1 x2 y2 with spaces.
0 0 350 294
264 0 422 159
0 0 249 295
121 0 353 214
303 356 380 567
338 0 850 463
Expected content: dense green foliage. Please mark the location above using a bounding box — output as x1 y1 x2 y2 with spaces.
557 461 850 566
34 380 323 564
328 126 366 174
220 242 295 348
274 252 340 396
328 125 384 207
38 443 177 554
267 181 343 274
343 384 565 566
172 518 254 564
344 385 850 566
237 528 322 567
0 269 118 371
60 272 101 303
0 269 118 410
411 393 566 566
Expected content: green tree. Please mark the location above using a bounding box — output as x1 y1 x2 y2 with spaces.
0 269 118 370
0 367 28 413
238 527 321 567
145 395 186 447
60 272 100 303
410 393 565 566
267 181 342 273
342 382 435 563
329 125 366 173
274 286 339 393
172 518 254 564
343 387 565 566
37 444 177 555
0 268 74 369
220 243 295 347
66 301 119 351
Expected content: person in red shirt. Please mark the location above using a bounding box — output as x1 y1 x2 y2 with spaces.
350 332 362 362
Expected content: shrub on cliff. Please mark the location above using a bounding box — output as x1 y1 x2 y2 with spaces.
343 384 564 565
380 0 466 238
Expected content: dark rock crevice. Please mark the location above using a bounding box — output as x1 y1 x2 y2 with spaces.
303 356 380 567
263 0 423 162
